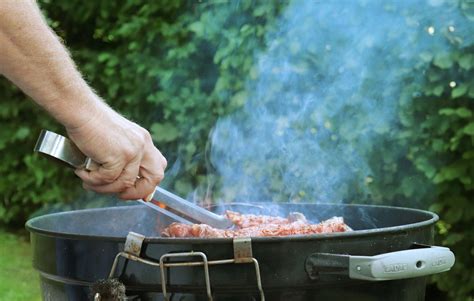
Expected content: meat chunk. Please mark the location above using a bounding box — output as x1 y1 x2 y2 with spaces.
162 211 351 238
225 211 291 228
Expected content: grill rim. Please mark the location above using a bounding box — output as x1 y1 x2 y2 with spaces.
25 203 438 243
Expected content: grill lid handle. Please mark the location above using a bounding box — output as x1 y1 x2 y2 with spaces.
348 245 455 281
306 245 455 281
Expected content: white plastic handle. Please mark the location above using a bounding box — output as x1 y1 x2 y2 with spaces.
349 246 455 281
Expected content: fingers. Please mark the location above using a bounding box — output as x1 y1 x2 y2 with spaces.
118 174 155 200
79 158 141 194
78 143 167 200
74 163 125 186
71 120 168 199
118 147 167 200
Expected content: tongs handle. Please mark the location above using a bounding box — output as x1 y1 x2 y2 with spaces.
34 129 101 171
34 130 234 229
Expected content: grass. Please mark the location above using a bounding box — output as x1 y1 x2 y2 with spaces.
0 229 41 301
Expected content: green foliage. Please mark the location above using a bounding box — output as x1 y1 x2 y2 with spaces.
0 80 79 225
0 1 473 299
400 47 474 300
0 0 285 222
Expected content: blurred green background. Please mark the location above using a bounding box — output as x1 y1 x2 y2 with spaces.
0 1 473 300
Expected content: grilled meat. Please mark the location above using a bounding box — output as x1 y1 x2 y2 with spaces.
162 211 351 238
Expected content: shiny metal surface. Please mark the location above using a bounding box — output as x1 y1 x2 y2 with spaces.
27 204 440 300
34 129 233 228
152 187 234 229
137 199 192 224
124 232 145 256
34 129 90 169
107 232 264 301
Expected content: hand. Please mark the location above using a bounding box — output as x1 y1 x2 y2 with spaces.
0 2 166 200
67 101 167 200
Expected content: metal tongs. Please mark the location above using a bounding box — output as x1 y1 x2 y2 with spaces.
34 129 234 229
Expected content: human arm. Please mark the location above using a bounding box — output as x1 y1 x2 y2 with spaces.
0 1 167 199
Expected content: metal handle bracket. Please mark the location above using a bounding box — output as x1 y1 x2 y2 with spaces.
124 232 145 257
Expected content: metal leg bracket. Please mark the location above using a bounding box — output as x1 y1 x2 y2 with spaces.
106 232 265 301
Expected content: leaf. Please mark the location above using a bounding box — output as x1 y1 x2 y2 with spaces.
188 21 204 36
461 0 474 21
253 5 268 17
431 139 445 152
414 157 437 179
442 233 464 246
433 85 444 96
14 127 30 140
174 179 193 195
400 177 416 197
458 53 473 70
98 52 110 63
439 107 472 118
445 207 463 224
419 52 433 63
462 151 474 159
429 203 444 213
229 91 247 108
185 142 197 154
427 71 441 82
439 108 455 116
469 85 474 98
463 122 474 135
433 53 453 69
240 24 251 33
451 84 468 98
433 162 468 183
455 107 472 118
150 123 180 143
460 175 472 185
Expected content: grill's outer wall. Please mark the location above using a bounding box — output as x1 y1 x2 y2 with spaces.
27 204 437 301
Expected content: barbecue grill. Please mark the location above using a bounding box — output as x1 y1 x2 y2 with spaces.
26 202 454 301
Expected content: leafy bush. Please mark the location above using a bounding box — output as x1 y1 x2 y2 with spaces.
0 1 472 299
401 48 474 300
0 1 285 220
0 80 78 225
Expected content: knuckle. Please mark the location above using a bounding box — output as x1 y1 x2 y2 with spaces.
133 128 148 147
153 171 165 183
144 131 154 144
141 129 151 141
122 146 137 160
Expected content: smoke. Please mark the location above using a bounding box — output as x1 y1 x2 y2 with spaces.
209 0 474 204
